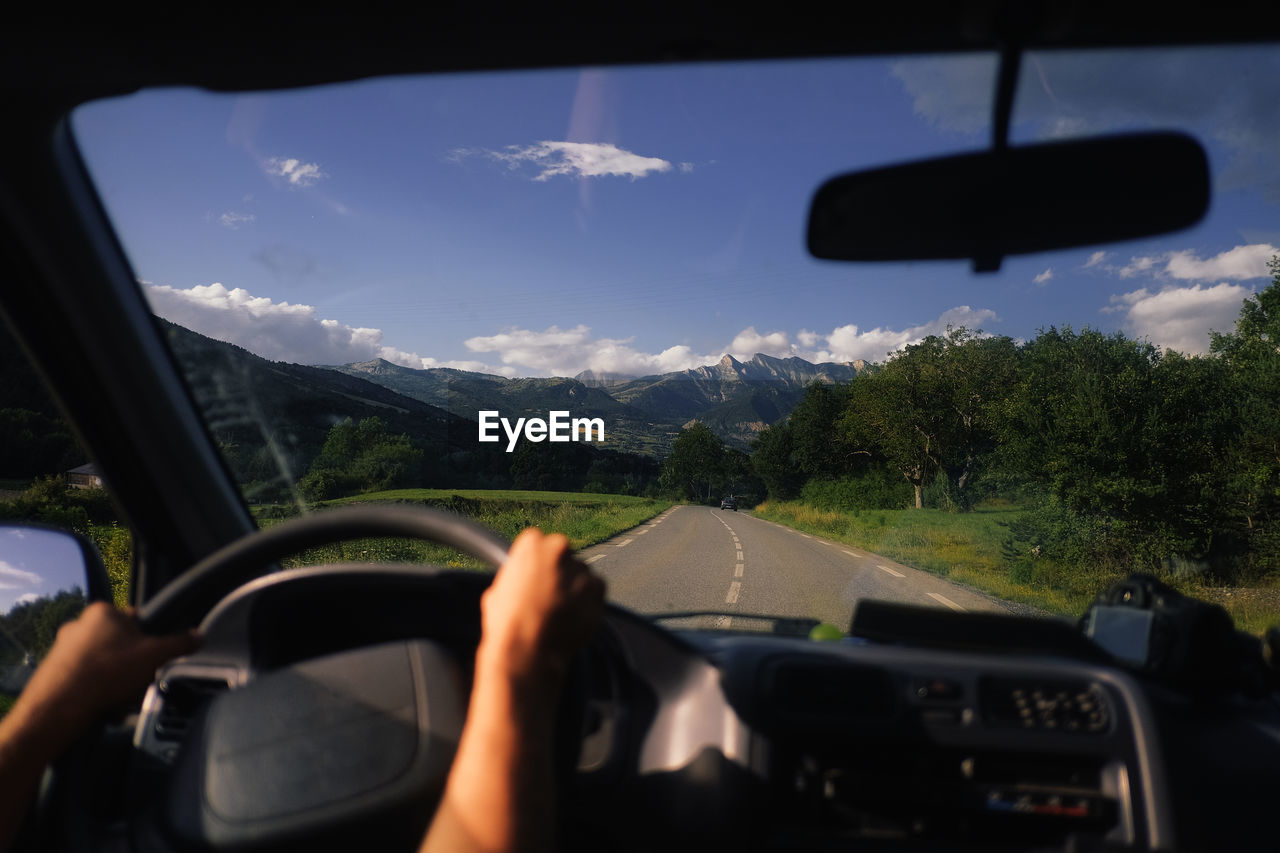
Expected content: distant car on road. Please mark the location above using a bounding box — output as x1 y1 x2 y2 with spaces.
720 496 738 511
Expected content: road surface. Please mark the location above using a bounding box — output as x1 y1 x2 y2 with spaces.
581 505 1015 631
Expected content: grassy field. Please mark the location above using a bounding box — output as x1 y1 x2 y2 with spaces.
263 489 671 571
752 500 1280 634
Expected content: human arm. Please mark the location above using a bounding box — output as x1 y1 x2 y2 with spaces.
0 603 199 850
420 528 605 853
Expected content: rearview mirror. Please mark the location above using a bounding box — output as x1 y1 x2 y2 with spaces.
0 524 112 696
807 132 1209 271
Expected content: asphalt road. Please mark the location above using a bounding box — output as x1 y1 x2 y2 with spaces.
581 505 1016 631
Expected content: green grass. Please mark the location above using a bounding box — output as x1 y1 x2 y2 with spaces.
321 488 659 506
262 489 671 571
751 500 1280 634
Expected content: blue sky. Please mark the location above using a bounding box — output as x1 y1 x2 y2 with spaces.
0 527 89 613
72 47 1280 378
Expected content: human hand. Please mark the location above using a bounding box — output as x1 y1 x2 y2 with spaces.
477 529 605 687
18 602 200 742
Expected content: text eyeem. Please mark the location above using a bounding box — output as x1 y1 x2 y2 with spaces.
478 410 606 452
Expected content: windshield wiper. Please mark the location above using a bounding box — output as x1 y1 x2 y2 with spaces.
648 610 821 637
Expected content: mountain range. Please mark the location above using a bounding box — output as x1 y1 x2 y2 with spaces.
336 352 865 453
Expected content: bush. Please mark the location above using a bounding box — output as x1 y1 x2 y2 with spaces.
799 469 912 512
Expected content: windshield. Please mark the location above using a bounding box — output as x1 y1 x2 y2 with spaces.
69 47 1280 634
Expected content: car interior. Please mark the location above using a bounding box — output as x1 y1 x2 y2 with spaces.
3 4 1280 852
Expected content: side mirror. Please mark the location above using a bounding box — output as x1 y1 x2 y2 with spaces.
0 524 113 696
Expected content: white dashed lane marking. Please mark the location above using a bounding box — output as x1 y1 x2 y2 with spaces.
843 550 856 557
736 550 744 561
928 592 966 612
877 564 905 578
734 562 744 577
616 538 633 548
726 581 742 604
585 554 606 565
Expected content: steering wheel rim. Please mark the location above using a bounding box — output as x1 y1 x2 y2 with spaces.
138 505 511 633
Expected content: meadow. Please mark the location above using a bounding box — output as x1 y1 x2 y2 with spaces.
752 500 1280 634
264 489 671 571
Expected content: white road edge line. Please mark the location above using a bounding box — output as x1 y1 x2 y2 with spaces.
616 538 633 548
585 554 605 564
928 592 966 612
843 550 856 557
726 581 741 604
877 564 905 578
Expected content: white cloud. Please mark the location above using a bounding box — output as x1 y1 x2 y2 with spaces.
1116 243 1278 281
463 307 1000 377
465 325 718 377
679 162 695 173
729 328 793 359
1105 282 1251 354
1117 255 1160 278
145 282 513 374
0 561 40 588
466 141 675 181
1164 244 1278 280
146 282 1001 380
14 593 41 606
890 54 997 135
807 306 1000 364
1084 251 1109 269
1033 268 1054 285
264 157 326 187
218 211 255 229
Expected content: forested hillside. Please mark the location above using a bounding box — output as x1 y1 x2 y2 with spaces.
744 258 1280 586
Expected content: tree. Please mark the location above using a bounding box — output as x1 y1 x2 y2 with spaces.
841 336 952 509
299 417 423 500
750 422 804 500
788 382 851 479
933 330 1019 507
995 327 1236 568
659 422 727 501
1208 256 1280 572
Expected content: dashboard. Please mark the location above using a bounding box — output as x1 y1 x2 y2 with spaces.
116 564 1276 853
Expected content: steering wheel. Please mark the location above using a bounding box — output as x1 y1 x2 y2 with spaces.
137 504 510 633
126 505 580 852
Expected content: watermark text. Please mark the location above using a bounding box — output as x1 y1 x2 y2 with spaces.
478 410 605 452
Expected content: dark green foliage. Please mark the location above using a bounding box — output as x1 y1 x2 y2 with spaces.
789 382 854 480
0 476 121 535
995 328 1238 572
0 588 86 663
750 422 804 500
841 329 1016 510
660 422 727 501
659 422 762 503
299 417 424 500
799 469 913 511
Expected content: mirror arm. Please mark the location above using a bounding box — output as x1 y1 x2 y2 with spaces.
991 44 1021 152
973 43 1022 274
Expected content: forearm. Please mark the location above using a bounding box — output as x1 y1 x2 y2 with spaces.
0 691 82 851
420 645 563 853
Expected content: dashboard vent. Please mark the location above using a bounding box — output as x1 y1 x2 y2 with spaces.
154 677 230 741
